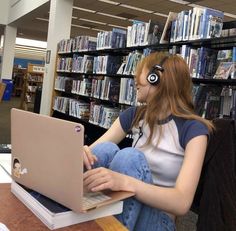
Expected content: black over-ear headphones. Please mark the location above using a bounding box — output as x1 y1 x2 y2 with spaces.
146 56 168 85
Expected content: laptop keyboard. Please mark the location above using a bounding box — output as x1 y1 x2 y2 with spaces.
83 192 111 209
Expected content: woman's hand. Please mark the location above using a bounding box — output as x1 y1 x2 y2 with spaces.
83 167 132 192
83 145 98 170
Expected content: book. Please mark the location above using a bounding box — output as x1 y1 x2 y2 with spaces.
214 62 233 79
0 144 11 153
11 181 123 230
0 223 9 231
145 20 163 45
199 8 224 39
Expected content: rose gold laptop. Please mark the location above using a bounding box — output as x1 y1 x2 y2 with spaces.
11 108 134 213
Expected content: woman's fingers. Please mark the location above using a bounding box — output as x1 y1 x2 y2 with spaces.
83 145 98 169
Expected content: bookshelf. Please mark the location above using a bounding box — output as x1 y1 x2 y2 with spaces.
20 63 44 111
51 10 236 145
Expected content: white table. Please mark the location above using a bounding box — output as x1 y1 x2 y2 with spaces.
0 154 11 183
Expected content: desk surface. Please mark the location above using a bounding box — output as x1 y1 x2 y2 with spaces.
0 154 128 230
0 184 127 231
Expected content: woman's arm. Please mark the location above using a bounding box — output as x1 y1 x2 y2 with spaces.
84 134 207 216
90 118 127 148
127 134 208 215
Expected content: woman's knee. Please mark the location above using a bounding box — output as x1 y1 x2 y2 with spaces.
110 148 152 182
91 142 120 168
112 147 146 166
92 141 119 156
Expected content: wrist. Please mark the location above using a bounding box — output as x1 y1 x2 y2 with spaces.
123 175 138 193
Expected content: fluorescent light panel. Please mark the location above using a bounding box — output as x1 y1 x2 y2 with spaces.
98 0 120 5
120 4 154 13
224 12 236 19
187 3 205 8
168 0 189 4
107 24 127 29
73 6 96 13
153 12 169 17
91 28 105 32
96 12 127 20
16 38 47 49
79 18 107 25
36 17 49 22
71 24 91 29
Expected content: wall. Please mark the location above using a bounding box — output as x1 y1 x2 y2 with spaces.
8 0 49 24
14 57 44 68
0 0 10 25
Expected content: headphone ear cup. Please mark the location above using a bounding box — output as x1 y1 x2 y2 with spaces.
147 73 160 85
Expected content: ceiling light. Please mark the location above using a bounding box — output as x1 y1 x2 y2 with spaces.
168 0 189 4
15 37 47 48
224 12 236 19
79 18 107 25
91 28 105 32
71 24 91 29
153 12 169 17
96 12 127 20
98 0 120 5
107 24 127 29
120 4 154 13
36 17 49 22
73 6 96 13
187 3 204 8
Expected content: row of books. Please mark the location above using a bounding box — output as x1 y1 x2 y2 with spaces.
71 78 92 97
56 57 72 72
127 20 163 47
169 7 224 43
27 74 43 82
57 36 97 53
97 28 127 50
179 45 236 79
57 48 153 75
57 19 162 53
118 50 143 75
53 96 120 129
54 76 136 106
53 96 69 114
89 102 120 129
68 99 90 120
93 55 122 75
193 85 236 120
71 55 93 73
221 28 236 37
53 82 236 129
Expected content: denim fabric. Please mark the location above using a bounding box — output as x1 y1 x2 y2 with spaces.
91 142 176 231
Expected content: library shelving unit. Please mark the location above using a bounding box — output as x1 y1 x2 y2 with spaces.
51 20 236 146
20 63 44 111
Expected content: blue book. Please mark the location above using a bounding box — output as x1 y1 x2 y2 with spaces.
232 47 236 62
200 8 224 39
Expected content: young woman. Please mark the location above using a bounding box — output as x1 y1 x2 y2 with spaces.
83 52 214 231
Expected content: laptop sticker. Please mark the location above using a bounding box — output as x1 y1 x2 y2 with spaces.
13 158 28 178
75 125 82 132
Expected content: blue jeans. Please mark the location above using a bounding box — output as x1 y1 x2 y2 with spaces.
91 142 176 231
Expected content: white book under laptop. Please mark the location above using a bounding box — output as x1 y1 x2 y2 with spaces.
10 108 134 229
11 181 123 230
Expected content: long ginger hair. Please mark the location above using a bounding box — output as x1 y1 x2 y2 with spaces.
133 52 214 145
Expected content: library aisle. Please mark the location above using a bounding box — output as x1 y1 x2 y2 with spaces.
0 97 21 144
